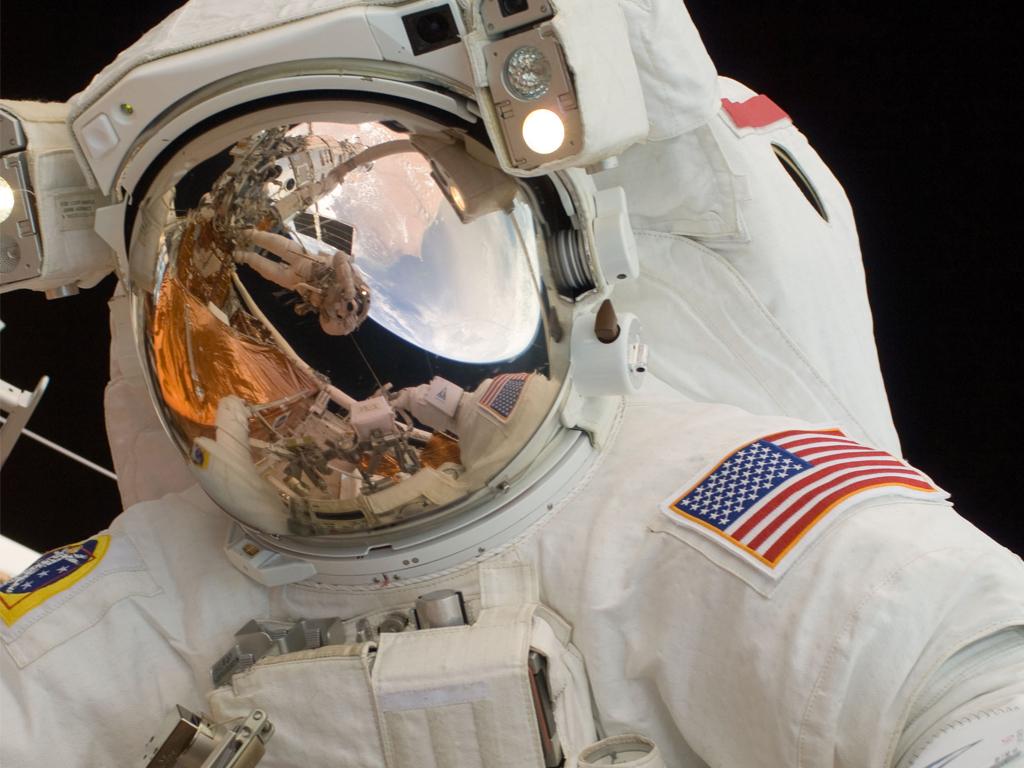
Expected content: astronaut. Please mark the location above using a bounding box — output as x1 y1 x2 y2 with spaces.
1 2 1022 768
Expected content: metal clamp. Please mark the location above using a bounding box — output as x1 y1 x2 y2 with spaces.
142 706 274 768
212 609 420 686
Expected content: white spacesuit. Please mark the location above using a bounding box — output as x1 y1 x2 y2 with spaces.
1 2 1022 767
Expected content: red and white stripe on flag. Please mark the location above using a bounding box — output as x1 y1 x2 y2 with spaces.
660 428 947 577
477 373 530 422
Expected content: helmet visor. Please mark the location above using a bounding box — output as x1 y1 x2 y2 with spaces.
131 99 565 541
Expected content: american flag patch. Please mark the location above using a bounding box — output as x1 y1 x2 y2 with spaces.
661 429 947 575
478 373 529 421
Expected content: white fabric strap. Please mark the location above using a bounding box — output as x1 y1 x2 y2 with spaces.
209 643 388 765
479 560 539 609
372 563 543 768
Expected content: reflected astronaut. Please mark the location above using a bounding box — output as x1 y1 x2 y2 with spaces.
194 128 377 336
235 229 371 336
1 1 1023 768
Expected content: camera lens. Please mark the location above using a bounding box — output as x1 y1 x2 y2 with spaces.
416 12 452 44
402 6 459 56
498 0 530 18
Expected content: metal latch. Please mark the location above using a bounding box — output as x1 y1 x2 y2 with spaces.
142 706 273 768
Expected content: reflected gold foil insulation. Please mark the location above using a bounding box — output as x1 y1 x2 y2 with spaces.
355 434 460 479
152 274 319 430
175 216 237 308
359 452 401 479
421 433 461 468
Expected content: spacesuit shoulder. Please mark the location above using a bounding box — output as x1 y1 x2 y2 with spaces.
717 75 758 103
1 489 272 767
0 527 158 669
0 495 228 767
619 395 950 592
0 484 256 670
604 398 1024 765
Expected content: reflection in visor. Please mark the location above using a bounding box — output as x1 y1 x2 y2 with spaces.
140 116 560 539
292 122 541 363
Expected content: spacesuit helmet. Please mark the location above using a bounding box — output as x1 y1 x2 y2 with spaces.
137 104 568 536
16 0 667 584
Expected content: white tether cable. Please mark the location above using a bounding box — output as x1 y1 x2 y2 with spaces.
0 414 118 481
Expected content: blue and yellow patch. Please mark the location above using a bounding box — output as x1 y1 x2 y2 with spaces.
0 535 110 626
191 443 209 468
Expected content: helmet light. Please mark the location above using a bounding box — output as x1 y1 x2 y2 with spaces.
521 109 565 155
0 177 14 224
503 46 552 101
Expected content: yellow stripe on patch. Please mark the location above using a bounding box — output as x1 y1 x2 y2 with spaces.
0 535 110 626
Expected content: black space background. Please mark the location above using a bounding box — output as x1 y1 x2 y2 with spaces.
1 2 1021 556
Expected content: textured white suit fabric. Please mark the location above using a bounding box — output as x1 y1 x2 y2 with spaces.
3 388 1023 767
104 287 196 507
66 0 718 148
599 72 901 455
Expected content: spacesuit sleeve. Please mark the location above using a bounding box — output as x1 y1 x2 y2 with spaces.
640 500 1024 767
105 284 196 507
894 628 1024 768
815 519 1024 767
757 503 1024 767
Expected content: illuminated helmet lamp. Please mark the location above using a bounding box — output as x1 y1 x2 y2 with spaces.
468 0 648 175
482 25 581 170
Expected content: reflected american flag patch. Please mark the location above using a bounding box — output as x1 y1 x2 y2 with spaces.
478 373 529 421
662 429 946 573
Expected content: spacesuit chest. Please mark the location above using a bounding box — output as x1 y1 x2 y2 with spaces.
206 561 598 768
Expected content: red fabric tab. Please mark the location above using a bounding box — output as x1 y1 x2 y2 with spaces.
721 95 790 129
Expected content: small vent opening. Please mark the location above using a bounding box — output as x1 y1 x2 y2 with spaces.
771 143 829 222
